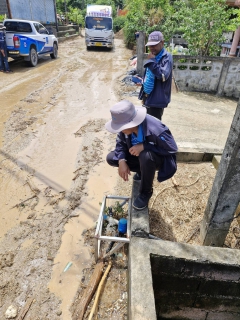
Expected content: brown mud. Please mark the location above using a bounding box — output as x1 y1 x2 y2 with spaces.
0 35 130 320
0 32 239 320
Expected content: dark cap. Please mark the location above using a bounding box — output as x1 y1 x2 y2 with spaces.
145 31 163 46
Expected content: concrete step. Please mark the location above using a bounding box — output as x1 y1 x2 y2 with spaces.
58 34 80 43
58 25 73 31
57 29 77 37
58 24 79 31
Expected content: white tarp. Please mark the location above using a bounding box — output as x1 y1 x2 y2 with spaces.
86 5 112 17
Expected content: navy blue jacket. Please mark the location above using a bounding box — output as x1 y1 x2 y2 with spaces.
0 30 6 51
113 114 178 182
139 48 173 108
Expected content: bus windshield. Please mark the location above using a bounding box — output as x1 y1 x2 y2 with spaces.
85 17 112 30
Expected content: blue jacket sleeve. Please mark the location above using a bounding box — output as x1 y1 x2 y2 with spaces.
143 130 178 156
0 32 5 50
144 53 173 82
113 133 129 161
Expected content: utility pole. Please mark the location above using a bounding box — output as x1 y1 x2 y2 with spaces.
136 31 146 77
64 0 68 25
200 99 240 247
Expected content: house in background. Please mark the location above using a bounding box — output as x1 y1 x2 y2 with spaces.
222 0 240 56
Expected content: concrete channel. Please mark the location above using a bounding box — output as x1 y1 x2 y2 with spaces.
128 153 240 320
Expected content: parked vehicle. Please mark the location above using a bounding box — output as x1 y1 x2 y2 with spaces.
85 4 114 50
3 19 58 67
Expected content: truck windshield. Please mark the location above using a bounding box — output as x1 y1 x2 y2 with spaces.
85 17 112 30
4 21 32 33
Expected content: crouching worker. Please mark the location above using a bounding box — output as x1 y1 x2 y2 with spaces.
105 100 178 210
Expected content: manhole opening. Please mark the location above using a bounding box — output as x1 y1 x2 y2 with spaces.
150 254 240 319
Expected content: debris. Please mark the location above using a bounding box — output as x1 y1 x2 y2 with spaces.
12 195 37 209
103 243 125 259
151 176 201 209
26 180 40 195
69 213 79 218
172 74 179 93
88 261 112 320
149 234 162 240
5 305 17 319
72 173 80 180
17 297 34 320
63 262 73 272
185 226 200 243
76 261 104 320
127 69 136 75
171 176 179 187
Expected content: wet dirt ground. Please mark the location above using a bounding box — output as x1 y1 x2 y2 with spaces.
0 35 130 319
0 32 239 320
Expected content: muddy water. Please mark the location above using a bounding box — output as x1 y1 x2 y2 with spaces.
0 36 131 319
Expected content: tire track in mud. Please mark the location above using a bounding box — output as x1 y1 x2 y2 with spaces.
0 118 106 319
0 35 131 319
68 119 106 210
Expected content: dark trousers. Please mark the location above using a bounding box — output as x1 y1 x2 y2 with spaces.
146 106 164 120
142 94 165 120
106 150 162 194
0 47 10 71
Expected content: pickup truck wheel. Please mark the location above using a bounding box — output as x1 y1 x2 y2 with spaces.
50 43 58 59
29 47 38 67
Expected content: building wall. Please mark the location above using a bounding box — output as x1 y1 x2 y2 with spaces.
0 0 8 16
8 0 56 24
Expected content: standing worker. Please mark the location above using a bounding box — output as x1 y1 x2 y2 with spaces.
139 31 172 120
0 23 12 73
105 100 178 210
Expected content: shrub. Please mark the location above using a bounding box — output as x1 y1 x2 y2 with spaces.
113 15 126 33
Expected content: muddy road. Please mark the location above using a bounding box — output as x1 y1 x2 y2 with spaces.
0 35 131 319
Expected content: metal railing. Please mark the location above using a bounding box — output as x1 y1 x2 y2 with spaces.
94 195 132 262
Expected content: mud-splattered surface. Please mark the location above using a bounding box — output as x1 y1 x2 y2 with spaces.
0 30 239 320
0 33 131 320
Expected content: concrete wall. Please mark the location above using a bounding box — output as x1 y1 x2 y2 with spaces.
137 48 240 99
0 0 7 16
129 174 240 320
151 254 240 319
173 55 240 99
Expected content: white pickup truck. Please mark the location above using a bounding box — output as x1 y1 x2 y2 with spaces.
3 19 58 67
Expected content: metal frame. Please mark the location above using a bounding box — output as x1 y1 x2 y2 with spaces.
94 195 132 262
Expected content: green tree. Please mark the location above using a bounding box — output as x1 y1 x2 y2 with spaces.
68 0 85 10
56 0 66 12
68 7 84 25
113 15 126 32
0 14 5 22
123 0 173 48
172 0 240 56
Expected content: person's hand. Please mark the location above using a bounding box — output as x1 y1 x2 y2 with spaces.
118 161 131 181
0 49 4 57
147 52 155 59
129 144 144 156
